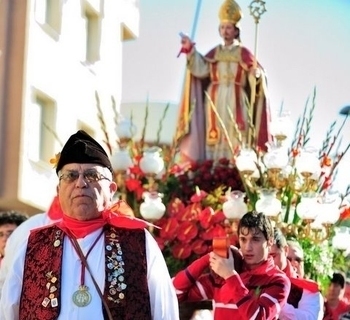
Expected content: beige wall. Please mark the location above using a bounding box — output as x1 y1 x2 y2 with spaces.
0 0 139 214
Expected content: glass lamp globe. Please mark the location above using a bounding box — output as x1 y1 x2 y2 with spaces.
110 149 133 172
222 190 247 220
139 147 164 176
295 147 321 178
115 117 136 147
236 148 257 176
332 227 350 252
316 193 342 225
269 110 293 143
139 192 166 221
264 145 289 171
255 189 282 218
296 193 319 221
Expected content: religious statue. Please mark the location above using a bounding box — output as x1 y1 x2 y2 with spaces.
176 0 271 162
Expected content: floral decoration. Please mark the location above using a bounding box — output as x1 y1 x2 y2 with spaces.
92 90 350 281
152 187 238 276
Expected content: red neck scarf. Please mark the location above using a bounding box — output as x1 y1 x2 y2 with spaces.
283 260 319 293
47 196 64 220
55 200 153 238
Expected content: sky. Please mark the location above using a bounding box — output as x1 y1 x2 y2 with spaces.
121 0 350 192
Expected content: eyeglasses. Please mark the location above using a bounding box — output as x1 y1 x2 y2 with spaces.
0 231 14 239
59 170 111 184
287 256 303 263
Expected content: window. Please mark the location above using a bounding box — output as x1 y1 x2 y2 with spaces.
28 92 57 164
83 5 101 64
35 0 63 35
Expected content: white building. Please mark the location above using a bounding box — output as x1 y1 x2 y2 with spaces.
0 0 139 214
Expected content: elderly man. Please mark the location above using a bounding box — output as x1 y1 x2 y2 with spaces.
269 228 324 319
287 240 305 278
0 130 178 320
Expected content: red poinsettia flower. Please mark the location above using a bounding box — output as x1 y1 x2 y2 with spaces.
176 220 198 243
172 242 192 259
167 198 185 217
212 210 226 223
192 239 209 255
158 217 179 240
177 203 201 221
190 186 208 203
198 207 215 229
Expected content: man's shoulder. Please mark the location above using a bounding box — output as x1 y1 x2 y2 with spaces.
266 266 291 287
250 263 290 287
29 220 58 236
6 213 53 249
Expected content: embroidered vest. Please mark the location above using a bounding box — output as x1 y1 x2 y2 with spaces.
19 225 151 320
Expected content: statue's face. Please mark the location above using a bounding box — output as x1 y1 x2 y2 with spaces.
219 22 237 42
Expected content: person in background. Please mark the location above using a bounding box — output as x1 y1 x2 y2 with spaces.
176 0 270 162
173 211 291 319
0 130 178 320
287 240 305 278
0 200 62 296
324 272 350 320
270 227 324 319
0 211 28 267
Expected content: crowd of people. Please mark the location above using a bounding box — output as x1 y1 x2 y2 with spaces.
0 130 348 319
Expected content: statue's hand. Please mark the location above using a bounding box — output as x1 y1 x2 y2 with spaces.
180 34 194 51
177 33 195 57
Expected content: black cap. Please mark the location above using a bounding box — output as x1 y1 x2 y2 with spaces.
56 130 113 174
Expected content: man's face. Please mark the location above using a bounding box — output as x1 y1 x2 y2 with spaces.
0 223 17 256
327 282 344 301
287 246 304 278
269 244 288 271
57 163 117 221
238 227 272 269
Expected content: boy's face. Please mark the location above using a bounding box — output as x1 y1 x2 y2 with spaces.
327 282 344 301
238 227 272 269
